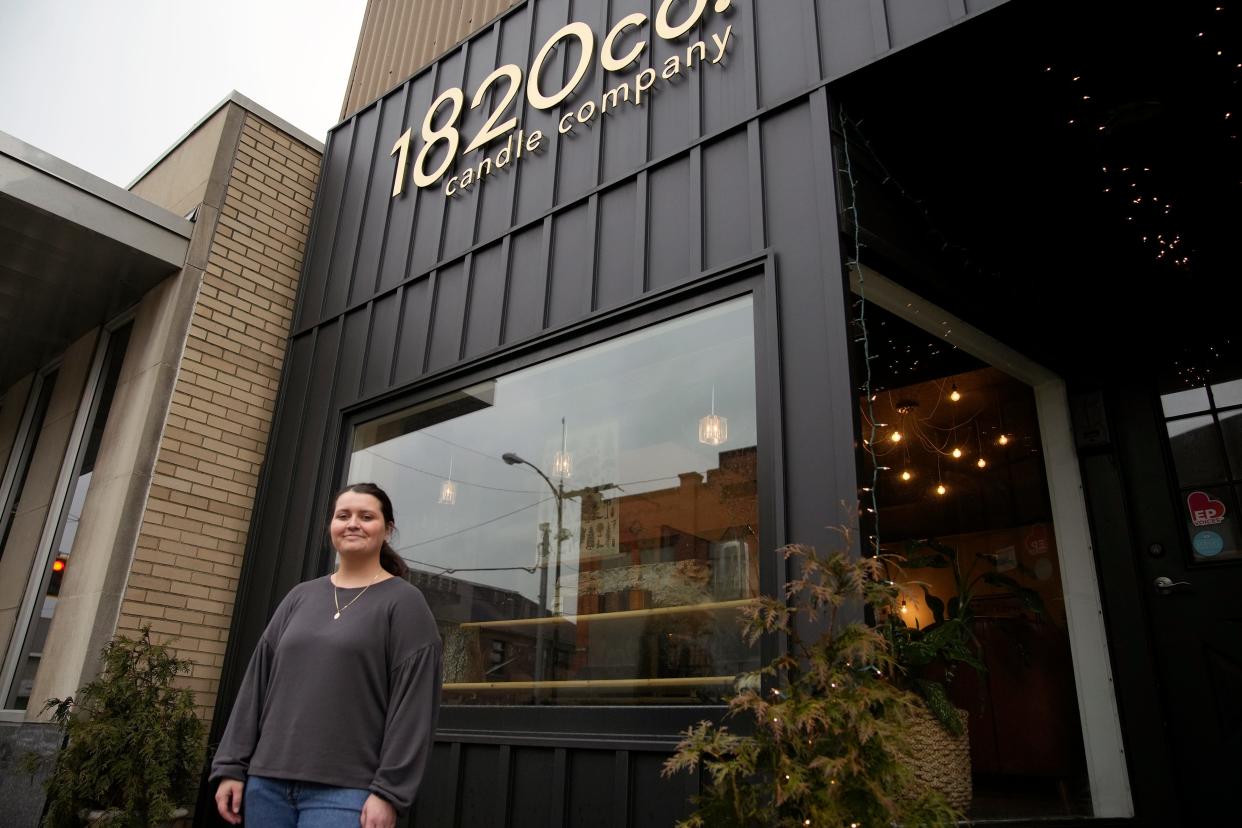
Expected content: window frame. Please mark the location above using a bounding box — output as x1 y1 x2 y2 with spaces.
328 261 785 743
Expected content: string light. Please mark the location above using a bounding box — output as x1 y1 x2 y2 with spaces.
951 447 963 458
998 434 1010 446
949 383 961 402
977 457 988 468
936 483 947 496
890 430 903 443
901 470 912 481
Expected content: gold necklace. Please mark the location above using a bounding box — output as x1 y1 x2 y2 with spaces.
332 571 382 620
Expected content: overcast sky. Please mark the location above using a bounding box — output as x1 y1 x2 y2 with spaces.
0 0 367 187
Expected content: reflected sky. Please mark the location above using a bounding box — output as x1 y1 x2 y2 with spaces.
347 296 758 605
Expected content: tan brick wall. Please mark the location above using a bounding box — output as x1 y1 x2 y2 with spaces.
115 113 321 726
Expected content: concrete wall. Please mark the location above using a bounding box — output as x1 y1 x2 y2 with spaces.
130 106 231 219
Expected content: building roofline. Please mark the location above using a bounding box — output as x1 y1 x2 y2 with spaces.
127 91 326 190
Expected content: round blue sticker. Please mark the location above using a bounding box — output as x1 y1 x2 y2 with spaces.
1193 531 1224 558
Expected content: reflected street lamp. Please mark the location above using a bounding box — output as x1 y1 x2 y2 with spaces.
502 450 616 690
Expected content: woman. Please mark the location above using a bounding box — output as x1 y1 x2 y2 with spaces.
212 483 442 827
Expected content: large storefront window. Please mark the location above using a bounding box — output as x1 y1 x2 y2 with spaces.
347 297 759 704
854 302 1092 819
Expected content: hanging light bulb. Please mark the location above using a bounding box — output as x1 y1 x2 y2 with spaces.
438 456 457 505
698 387 728 446
998 434 1010 446
951 447 963 459
977 457 988 469
949 383 961 402
890 430 903 443
900 597 909 615
936 483 947 496
553 417 573 477
901 470 912 481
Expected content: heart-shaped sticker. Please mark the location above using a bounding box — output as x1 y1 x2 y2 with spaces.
1187 491 1227 526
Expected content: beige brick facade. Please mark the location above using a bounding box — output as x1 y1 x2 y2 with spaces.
115 114 320 725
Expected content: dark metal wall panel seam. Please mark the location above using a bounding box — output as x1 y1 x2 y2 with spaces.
612 750 630 828
872 0 893 53
587 193 602 311
497 234 515 344
804 0 824 80
387 284 408 388
447 741 463 827
538 215 555 329
356 299 378 400
457 252 477 361
496 744 513 828
438 40 476 266
504 2 537 230
551 747 568 828
689 145 704 277
754 253 787 669
948 0 969 20
370 92 405 297
591 0 612 191
344 98 390 308
634 170 649 294
401 62 442 292
747 120 766 249
422 270 442 375
315 125 361 323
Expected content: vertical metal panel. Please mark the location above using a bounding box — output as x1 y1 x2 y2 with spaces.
376 77 430 294
759 96 851 556
647 21 699 159
324 106 381 317
502 222 547 343
701 0 756 135
392 277 435 386
967 0 1006 13
612 750 631 828
599 0 653 183
646 157 693 290
411 742 459 826
566 750 616 828
886 0 954 49
510 747 556 827
295 126 355 330
462 241 508 358
547 202 593 327
412 51 468 278
554 0 608 204
442 26 498 258
753 0 818 106
458 744 502 826
476 9 536 241
595 181 639 311
362 291 402 398
515 0 571 226
702 128 752 269
353 91 409 302
630 752 694 827
818 0 887 78
427 261 470 371
273 320 342 591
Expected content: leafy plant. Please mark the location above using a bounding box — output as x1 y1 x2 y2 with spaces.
661 539 961 828
884 538 1045 735
38 626 205 827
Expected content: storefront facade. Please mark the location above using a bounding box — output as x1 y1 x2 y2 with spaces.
212 1 1240 824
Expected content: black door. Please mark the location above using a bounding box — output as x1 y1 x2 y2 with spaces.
1113 365 1242 823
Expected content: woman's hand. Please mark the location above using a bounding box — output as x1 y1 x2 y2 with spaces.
215 778 244 825
360 793 397 828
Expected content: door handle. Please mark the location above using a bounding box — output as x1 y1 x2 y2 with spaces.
1154 576 1191 592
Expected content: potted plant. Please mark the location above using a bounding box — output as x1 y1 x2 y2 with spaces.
36 626 204 828
882 538 1046 808
661 538 961 828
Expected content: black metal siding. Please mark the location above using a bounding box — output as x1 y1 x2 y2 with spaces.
212 1 1012 825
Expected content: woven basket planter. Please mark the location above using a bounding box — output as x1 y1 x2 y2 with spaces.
906 705 972 811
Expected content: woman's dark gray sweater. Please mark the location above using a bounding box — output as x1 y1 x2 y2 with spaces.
210 575 442 814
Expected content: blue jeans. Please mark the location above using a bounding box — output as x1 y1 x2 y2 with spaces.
244 775 370 827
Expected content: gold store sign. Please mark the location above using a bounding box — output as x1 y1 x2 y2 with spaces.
389 0 737 198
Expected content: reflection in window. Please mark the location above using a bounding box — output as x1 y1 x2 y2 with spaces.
1159 362 1242 563
5 325 131 709
348 298 760 704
